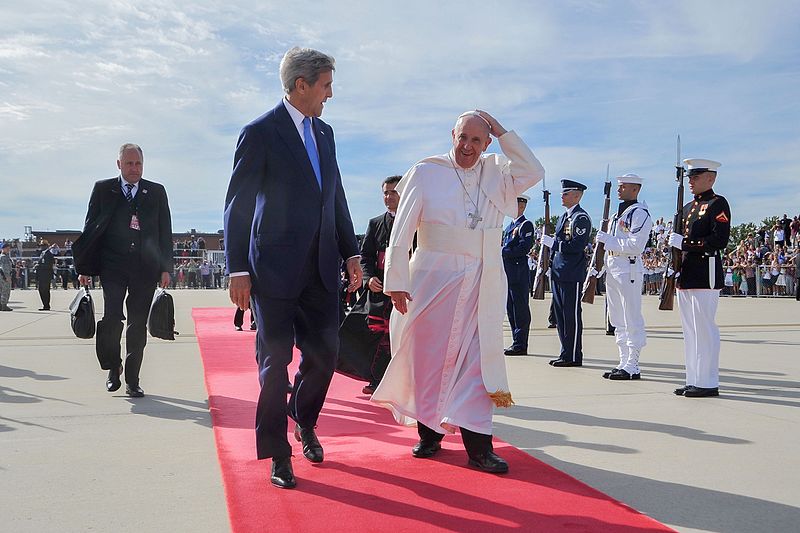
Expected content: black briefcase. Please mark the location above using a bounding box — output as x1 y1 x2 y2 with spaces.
69 287 96 339
148 288 178 340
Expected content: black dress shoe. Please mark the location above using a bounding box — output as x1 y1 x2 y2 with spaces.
362 384 376 395
609 369 640 380
551 360 582 367
294 425 323 463
674 386 689 396
468 451 509 474
106 366 122 392
683 386 719 398
38 307 50 311
125 384 145 397
234 325 243 331
249 323 257 330
602 368 621 379
270 457 296 489
411 439 442 458
504 348 528 356
547 323 557 328
548 358 562 366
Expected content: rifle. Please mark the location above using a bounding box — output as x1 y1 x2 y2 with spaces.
581 166 612 304
531 188 551 300
659 135 684 311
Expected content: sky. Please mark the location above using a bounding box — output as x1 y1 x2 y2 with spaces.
1 0 799 240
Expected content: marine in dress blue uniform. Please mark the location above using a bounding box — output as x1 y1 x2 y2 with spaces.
542 179 592 367
503 195 535 355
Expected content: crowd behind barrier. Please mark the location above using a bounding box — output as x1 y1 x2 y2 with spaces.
3 213 799 298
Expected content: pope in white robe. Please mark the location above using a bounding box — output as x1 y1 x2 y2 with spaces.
370 110 544 472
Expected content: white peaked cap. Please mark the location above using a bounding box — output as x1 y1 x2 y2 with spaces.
517 194 530 202
616 173 643 185
683 158 721 172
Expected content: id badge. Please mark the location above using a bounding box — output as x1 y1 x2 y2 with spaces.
130 214 140 231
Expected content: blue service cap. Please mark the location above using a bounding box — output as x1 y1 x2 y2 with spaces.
561 179 587 192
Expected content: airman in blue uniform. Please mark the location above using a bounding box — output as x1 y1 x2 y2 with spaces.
541 179 592 367
503 195 535 355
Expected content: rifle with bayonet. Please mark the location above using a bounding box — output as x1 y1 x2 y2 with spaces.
531 188 551 300
582 166 612 304
659 135 684 311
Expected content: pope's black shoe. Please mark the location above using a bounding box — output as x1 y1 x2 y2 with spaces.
411 439 442 458
674 386 689 396
551 360 582 367
234 325 243 331
609 369 640 380
106 366 123 392
683 386 719 398
294 425 323 463
125 384 145 397
548 358 562 366
270 456 296 489
504 347 528 356
602 368 621 379
468 451 509 474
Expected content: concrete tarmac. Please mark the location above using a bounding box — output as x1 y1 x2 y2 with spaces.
1 287 798 532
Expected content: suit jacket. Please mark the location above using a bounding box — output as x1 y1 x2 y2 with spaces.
502 215 534 285
677 189 731 290
224 101 359 299
73 177 173 280
36 249 56 281
551 205 592 283
360 211 394 313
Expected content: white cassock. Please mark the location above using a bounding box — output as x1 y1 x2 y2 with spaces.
601 201 653 374
370 131 544 435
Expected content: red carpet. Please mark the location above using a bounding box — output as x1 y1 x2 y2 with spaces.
194 308 673 533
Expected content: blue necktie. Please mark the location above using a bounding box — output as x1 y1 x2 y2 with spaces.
303 117 322 189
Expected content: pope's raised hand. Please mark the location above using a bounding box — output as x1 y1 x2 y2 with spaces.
474 110 507 137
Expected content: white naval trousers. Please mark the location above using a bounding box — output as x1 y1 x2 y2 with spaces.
677 289 721 388
605 273 646 373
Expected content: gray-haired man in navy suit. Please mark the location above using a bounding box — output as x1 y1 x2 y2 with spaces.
224 47 361 489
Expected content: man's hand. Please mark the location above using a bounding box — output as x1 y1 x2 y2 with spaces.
229 275 252 311
389 291 412 315
160 272 171 289
368 276 383 293
474 110 507 137
541 233 555 249
78 275 90 287
345 257 362 292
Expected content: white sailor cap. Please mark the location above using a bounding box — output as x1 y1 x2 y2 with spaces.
616 173 643 185
517 194 530 203
684 158 721 175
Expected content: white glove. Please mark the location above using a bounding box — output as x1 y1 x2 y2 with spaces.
668 232 683 250
595 231 610 245
541 234 555 248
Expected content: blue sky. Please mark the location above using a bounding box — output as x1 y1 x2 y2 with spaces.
1 0 799 239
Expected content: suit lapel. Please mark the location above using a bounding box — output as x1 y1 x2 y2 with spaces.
274 102 322 195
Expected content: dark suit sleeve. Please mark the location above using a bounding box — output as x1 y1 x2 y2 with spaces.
157 184 173 273
558 213 592 254
224 125 264 274
360 218 379 280
329 128 359 260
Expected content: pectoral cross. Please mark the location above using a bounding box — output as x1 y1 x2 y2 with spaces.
468 212 483 229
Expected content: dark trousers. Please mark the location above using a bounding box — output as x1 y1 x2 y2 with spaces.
37 277 51 308
252 252 339 460
552 279 583 364
506 282 531 350
96 262 156 386
417 422 493 458
548 298 556 327
233 305 256 329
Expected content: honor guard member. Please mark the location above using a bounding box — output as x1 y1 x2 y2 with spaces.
503 194 535 355
594 173 653 380
668 159 730 398
541 179 592 367
0 242 12 311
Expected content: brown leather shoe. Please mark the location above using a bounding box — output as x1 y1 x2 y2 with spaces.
294 425 323 463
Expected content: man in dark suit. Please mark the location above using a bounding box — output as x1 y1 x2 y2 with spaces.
36 243 57 310
74 143 173 398
541 179 592 367
224 47 361 490
358 175 400 394
503 195 535 355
